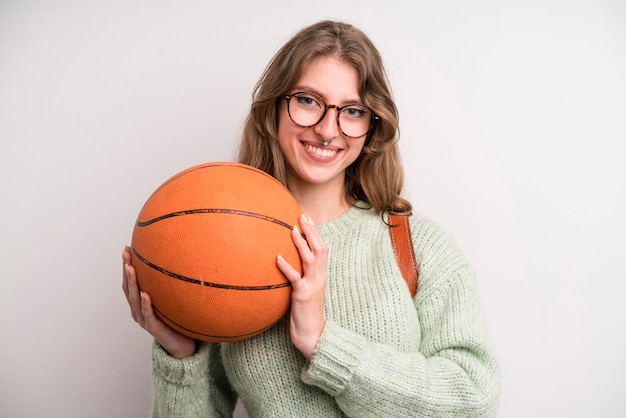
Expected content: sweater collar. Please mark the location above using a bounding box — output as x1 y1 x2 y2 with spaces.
316 202 373 239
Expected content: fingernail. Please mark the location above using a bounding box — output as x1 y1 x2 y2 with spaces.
301 213 315 225
293 224 300 234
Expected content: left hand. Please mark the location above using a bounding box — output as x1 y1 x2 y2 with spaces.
277 214 328 359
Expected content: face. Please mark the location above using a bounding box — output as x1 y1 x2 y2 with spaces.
277 56 366 195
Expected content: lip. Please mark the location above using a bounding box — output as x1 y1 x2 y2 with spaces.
302 141 341 162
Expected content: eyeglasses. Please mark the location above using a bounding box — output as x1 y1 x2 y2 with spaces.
282 92 379 139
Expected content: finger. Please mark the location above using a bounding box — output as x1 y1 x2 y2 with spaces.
125 263 142 322
122 245 131 263
140 291 156 321
296 216 328 265
140 291 164 335
300 215 328 252
122 247 140 323
276 254 303 284
291 224 315 264
121 246 130 296
126 265 140 323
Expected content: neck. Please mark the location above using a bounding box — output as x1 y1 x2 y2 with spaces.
287 178 350 225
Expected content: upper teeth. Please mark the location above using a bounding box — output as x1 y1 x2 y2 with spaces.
306 144 336 157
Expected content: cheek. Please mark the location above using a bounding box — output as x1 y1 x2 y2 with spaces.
276 112 288 140
276 117 290 151
276 104 290 139
348 139 366 158
277 107 302 146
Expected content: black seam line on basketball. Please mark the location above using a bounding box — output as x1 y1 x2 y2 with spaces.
151 303 279 339
135 208 293 230
130 247 290 290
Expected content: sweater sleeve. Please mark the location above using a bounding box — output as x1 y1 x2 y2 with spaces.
151 341 237 418
301 219 500 417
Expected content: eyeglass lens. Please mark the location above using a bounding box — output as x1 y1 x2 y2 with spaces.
286 92 374 138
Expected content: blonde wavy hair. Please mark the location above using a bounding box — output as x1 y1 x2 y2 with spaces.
236 20 411 215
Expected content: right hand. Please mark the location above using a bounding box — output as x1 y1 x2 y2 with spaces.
122 246 197 359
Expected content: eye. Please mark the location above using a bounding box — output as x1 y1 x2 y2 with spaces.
294 93 322 109
342 106 367 119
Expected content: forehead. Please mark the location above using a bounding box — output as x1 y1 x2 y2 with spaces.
295 56 361 102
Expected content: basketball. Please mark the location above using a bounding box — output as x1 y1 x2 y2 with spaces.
130 162 302 342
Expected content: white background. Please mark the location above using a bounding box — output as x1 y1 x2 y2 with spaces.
1 1 624 417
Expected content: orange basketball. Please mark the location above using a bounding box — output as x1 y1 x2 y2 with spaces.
130 162 302 342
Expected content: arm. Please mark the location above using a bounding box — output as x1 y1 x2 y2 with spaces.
122 246 237 416
151 342 237 418
300 219 500 417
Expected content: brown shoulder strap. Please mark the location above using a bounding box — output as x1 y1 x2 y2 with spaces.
388 214 418 297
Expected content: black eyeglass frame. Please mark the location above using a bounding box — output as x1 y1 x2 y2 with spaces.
282 92 380 139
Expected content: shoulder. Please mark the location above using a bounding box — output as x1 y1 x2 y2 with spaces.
407 214 474 292
408 215 466 261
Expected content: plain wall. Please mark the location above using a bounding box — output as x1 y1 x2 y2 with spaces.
1 1 625 417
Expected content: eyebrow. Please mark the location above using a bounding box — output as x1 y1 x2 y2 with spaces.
291 85 363 105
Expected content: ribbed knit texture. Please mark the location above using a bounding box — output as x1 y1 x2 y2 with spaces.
151 205 500 417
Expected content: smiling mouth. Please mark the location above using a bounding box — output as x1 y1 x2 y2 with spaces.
305 143 338 158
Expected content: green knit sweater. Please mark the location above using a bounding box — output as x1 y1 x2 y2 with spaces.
151 205 500 417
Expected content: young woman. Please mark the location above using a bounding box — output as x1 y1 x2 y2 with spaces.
122 20 500 417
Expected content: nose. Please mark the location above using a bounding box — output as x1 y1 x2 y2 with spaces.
313 106 340 141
